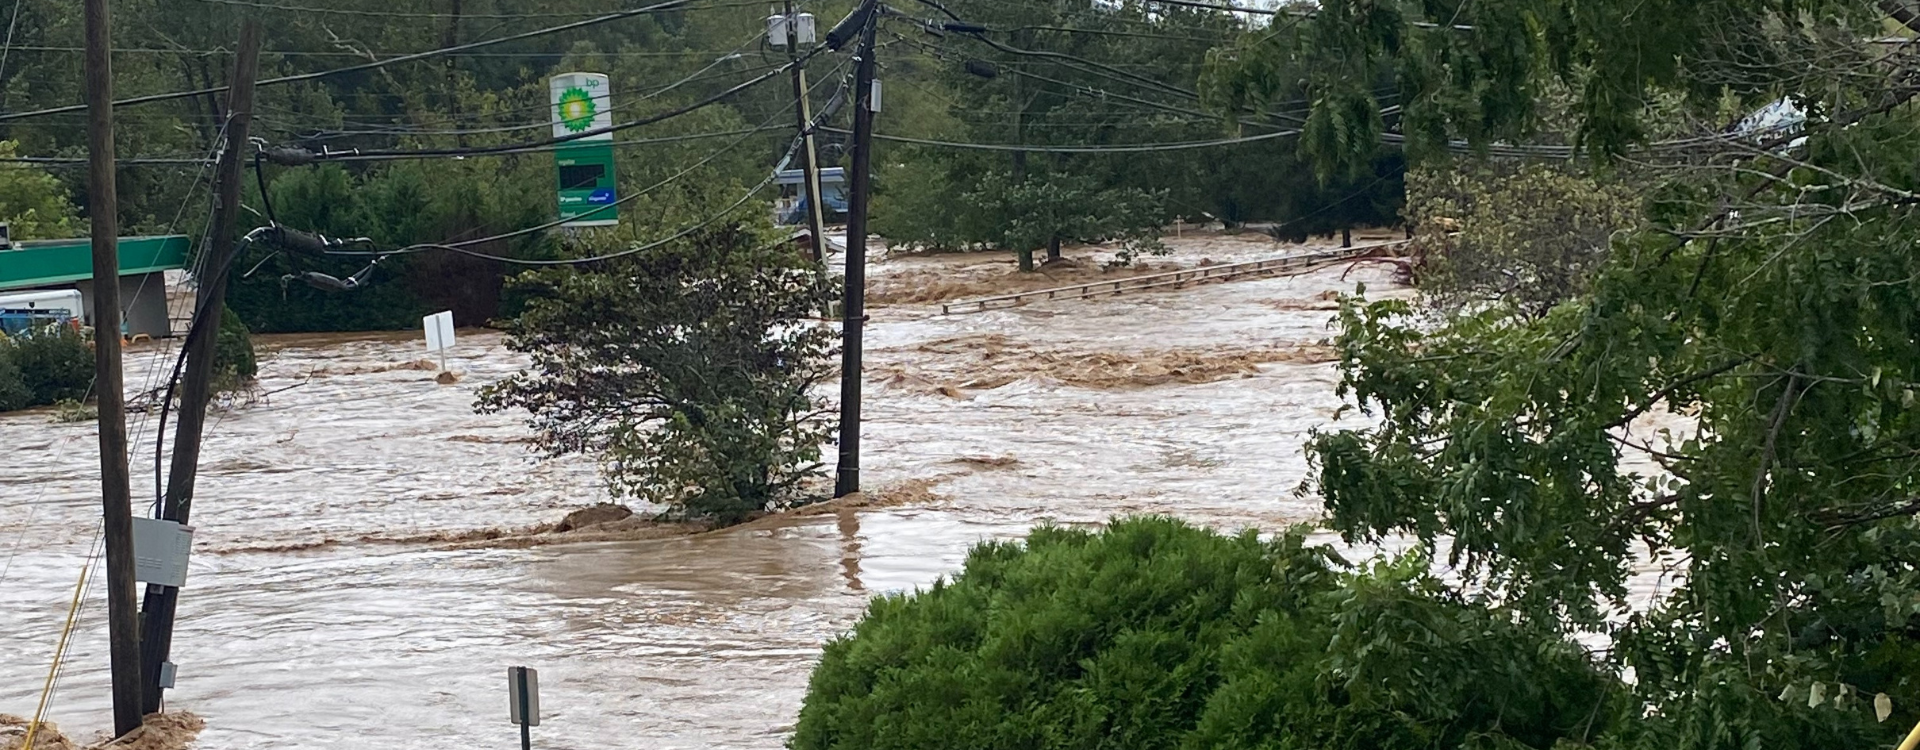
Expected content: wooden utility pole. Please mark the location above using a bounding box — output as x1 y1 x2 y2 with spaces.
83 0 144 736
784 0 830 263
137 19 261 713
834 13 876 498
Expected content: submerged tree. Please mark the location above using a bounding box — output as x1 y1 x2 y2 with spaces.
478 223 835 525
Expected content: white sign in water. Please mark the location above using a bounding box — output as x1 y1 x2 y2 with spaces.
423 311 455 353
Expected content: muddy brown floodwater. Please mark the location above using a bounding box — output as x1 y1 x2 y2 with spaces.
2 233 1412 749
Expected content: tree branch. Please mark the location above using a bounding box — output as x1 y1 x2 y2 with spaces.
1608 357 1750 429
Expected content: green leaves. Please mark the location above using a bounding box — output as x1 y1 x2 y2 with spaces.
477 223 835 524
794 517 1619 750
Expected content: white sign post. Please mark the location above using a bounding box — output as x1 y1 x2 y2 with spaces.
423 310 455 373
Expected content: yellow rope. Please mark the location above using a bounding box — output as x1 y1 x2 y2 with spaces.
22 546 96 750
1897 715 1920 750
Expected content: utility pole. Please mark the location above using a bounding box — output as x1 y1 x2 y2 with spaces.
138 19 261 713
833 11 876 498
784 0 830 264
83 0 144 736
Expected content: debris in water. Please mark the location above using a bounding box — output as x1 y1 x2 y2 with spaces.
1 712 204 750
554 503 635 532
951 454 1020 469
868 260 1175 305
434 370 461 385
785 478 951 518
874 333 1334 392
308 358 440 377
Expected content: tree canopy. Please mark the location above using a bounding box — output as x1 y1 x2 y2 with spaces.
1265 1 1920 745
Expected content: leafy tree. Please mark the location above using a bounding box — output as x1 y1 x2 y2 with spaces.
477 222 835 525
0 141 79 239
793 517 1623 750
1287 2 1920 746
1405 160 1642 316
878 169 1165 270
213 308 257 392
0 348 32 412
0 325 93 407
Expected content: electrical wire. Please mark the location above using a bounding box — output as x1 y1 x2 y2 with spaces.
0 0 25 110
183 0 685 20
289 41 835 161
284 32 769 141
0 43 785 59
1138 0 1282 16
312 61 850 265
0 0 766 123
826 125 1301 152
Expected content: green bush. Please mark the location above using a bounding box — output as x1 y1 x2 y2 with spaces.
792 517 1622 750
214 307 258 388
1 325 93 408
0 348 31 411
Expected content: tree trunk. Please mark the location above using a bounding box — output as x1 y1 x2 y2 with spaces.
1017 248 1034 272
1046 236 1062 263
1342 227 1352 248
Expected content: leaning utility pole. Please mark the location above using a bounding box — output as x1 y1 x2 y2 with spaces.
138 18 262 714
83 0 144 736
834 8 877 498
783 0 830 264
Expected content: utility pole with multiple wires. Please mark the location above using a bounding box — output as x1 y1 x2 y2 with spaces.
779 0 831 264
82 0 144 735
833 0 877 498
137 18 263 714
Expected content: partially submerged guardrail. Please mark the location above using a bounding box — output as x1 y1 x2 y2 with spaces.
939 240 1410 315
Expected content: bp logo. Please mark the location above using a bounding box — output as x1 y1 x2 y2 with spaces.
556 87 597 133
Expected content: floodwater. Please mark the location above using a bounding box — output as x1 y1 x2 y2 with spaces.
2 233 1414 748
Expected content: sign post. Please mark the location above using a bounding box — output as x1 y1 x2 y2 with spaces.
508 666 540 750
422 310 455 374
549 72 618 228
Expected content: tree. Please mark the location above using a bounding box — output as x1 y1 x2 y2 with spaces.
477 223 835 525
792 517 1624 750
1404 160 1642 316
1284 2 1920 746
0 141 79 239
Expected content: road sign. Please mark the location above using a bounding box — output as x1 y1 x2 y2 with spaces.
509 665 540 750
550 72 618 228
423 311 455 353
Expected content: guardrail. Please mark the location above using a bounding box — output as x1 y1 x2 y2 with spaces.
939 240 1409 315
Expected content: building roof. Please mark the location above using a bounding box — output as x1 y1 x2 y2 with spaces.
0 235 191 291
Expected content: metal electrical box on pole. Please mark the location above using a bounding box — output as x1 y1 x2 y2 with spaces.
549 72 618 228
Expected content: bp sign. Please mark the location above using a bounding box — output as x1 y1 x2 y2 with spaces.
549 72 618 227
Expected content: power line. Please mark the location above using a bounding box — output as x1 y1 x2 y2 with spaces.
0 0 765 123
183 0 684 20
322 125 788 161
1138 0 1282 16
829 126 1301 152
291 42 833 161
295 56 851 264
0 0 25 110
285 33 769 141
0 126 791 166
0 43 779 59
